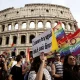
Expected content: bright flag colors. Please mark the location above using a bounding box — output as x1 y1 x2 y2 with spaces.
68 29 80 56
53 22 65 41
51 29 59 51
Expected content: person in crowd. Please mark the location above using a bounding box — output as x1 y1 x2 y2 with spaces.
28 52 52 80
46 61 52 74
8 55 24 80
63 53 80 80
0 55 8 80
51 52 63 80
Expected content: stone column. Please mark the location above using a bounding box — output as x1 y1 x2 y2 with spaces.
17 34 20 46
27 20 30 30
0 25 1 32
9 35 13 46
16 48 18 55
35 20 38 29
71 23 75 31
18 22 22 30
2 35 5 46
51 20 55 28
26 21 28 30
5 24 8 31
27 33 29 44
36 32 38 37
66 22 69 31
43 20 46 29
12 23 14 31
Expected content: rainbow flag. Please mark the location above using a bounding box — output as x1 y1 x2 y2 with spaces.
53 22 65 41
57 36 70 56
68 29 80 55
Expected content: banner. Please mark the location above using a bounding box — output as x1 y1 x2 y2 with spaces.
32 28 58 58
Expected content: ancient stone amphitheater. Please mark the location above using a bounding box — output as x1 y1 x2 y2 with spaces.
0 4 78 57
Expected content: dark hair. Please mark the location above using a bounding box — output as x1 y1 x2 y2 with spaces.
30 56 41 72
16 55 22 62
30 56 45 80
63 54 78 71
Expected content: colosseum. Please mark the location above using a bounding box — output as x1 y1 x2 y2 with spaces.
0 3 78 57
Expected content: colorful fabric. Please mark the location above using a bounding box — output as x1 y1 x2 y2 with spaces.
53 22 65 40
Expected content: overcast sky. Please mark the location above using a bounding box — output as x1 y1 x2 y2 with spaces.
0 0 80 28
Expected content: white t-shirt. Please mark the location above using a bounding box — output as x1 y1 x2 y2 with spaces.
28 68 51 80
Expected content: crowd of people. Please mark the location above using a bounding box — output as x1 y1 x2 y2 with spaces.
0 52 80 80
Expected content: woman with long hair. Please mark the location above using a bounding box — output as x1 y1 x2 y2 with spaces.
28 53 52 80
63 54 80 80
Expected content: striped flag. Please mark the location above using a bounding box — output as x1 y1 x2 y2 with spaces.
53 22 66 41
67 29 80 55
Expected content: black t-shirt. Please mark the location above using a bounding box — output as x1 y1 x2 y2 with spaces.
10 65 23 80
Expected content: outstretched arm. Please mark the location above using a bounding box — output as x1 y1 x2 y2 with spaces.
35 53 47 80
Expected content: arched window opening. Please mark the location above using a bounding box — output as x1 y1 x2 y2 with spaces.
13 36 17 44
29 35 35 43
21 35 26 44
38 22 43 28
15 23 18 30
62 23 66 30
68 23 72 30
11 51 16 57
2 25 5 31
8 24 12 30
0 37 2 45
6 37 9 45
30 22 35 29
20 51 25 57
74 25 77 31
54 22 58 27
22 23 26 29
45 22 51 28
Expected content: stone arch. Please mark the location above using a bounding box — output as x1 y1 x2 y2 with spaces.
14 23 18 30
8 24 12 30
11 51 16 57
29 34 35 43
13 36 17 44
30 21 35 29
20 51 25 57
22 22 26 29
21 35 26 44
54 21 58 27
68 23 72 30
2 25 5 31
38 21 43 28
6 36 9 45
62 22 66 30
45 21 51 28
